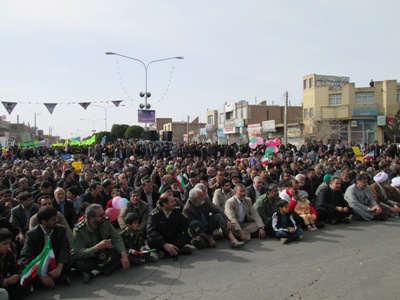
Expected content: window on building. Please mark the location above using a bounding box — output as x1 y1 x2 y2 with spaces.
226 112 233 120
309 107 314 118
329 93 342 105
208 116 213 125
304 108 309 118
237 109 242 119
303 79 308 90
397 90 400 103
219 114 223 124
309 78 314 88
355 92 374 104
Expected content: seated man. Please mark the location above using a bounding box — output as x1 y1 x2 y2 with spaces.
21 206 72 288
212 178 235 211
344 174 385 221
147 194 193 259
10 192 39 250
118 190 149 232
71 204 130 283
315 176 353 224
183 187 244 249
224 183 266 242
253 183 281 236
370 171 400 217
29 195 73 243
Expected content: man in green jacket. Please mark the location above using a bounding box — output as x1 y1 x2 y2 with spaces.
71 203 130 283
253 184 280 236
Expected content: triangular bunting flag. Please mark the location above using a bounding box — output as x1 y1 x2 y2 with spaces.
112 100 123 107
44 103 57 114
2 102 17 115
79 102 91 110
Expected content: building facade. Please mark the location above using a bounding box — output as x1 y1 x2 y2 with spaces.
206 100 302 144
302 74 400 145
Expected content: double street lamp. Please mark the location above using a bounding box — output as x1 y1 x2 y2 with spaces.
105 52 184 129
90 104 125 132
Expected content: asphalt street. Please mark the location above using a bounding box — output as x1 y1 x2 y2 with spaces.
28 218 400 300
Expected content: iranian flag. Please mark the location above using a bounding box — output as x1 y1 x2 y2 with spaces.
261 154 269 166
176 173 185 192
20 240 57 286
363 151 374 160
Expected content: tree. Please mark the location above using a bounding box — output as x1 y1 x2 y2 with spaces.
303 117 344 142
95 131 116 143
124 125 144 140
383 108 400 143
111 124 130 139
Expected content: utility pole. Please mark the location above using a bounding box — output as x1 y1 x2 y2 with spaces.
284 91 288 147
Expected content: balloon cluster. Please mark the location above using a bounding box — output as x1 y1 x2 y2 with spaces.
265 138 281 155
248 132 264 149
105 196 128 222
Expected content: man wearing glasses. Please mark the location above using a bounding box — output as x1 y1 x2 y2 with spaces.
71 204 130 283
344 174 385 221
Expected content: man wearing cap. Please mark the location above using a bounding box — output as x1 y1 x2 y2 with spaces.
183 172 199 203
388 177 400 201
370 171 400 217
315 176 353 224
344 174 385 221
315 174 332 198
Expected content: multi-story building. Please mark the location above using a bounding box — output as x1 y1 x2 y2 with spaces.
302 74 400 144
206 100 302 144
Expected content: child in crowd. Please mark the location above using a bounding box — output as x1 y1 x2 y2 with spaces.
0 228 29 300
120 213 157 265
294 191 317 232
105 189 122 209
272 200 304 244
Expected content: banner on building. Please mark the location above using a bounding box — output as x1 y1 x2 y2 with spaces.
262 120 276 133
247 123 262 135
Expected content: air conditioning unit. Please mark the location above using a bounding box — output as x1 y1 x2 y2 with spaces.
350 120 358 127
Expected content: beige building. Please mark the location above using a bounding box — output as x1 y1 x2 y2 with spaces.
160 117 206 144
206 100 302 144
302 74 400 144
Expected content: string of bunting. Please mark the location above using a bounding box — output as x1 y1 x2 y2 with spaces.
0 100 124 115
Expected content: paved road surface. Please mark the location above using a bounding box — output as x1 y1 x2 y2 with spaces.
28 219 400 299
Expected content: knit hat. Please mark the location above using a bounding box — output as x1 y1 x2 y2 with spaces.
297 190 308 200
323 174 332 182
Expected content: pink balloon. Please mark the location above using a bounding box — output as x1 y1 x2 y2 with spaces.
274 138 281 146
112 196 124 209
105 207 120 222
249 142 257 149
265 140 274 147
130 156 135 161
273 146 279 154
256 137 263 145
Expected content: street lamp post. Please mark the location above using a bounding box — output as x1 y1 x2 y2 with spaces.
90 105 125 132
105 52 184 130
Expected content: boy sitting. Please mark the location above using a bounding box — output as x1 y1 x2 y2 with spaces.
120 213 157 265
272 200 304 244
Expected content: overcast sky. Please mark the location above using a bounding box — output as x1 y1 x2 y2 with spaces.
1 1 399 139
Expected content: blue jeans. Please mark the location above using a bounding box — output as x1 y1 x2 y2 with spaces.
275 228 303 241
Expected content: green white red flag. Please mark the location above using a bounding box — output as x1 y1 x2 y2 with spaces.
20 240 57 286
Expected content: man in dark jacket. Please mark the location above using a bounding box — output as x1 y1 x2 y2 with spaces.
315 176 353 224
21 206 72 287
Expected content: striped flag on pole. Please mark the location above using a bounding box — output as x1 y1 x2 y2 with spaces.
20 240 57 286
